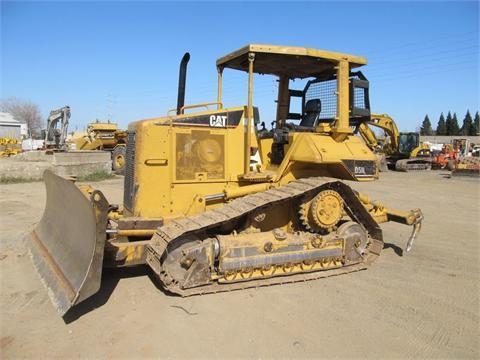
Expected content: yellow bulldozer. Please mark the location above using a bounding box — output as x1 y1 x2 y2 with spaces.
27 44 423 316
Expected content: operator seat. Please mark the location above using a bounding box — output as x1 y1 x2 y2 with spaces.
299 99 321 127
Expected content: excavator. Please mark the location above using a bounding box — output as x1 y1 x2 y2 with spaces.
355 121 389 171
357 114 432 171
42 106 71 151
27 44 424 316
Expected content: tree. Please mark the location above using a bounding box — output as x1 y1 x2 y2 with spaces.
450 112 460 135
436 113 447 135
445 111 453 135
444 111 460 136
0 97 43 138
460 110 473 135
473 111 480 136
420 115 433 135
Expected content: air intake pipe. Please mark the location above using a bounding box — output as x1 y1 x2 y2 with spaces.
176 52 190 115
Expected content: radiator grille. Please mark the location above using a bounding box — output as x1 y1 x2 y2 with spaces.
176 130 225 180
123 131 136 212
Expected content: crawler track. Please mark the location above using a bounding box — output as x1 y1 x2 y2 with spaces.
146 177 384 296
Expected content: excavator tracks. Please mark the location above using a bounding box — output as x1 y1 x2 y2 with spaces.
146 177 384 296
395 158 432 172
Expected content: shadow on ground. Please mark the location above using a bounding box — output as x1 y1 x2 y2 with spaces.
63 241 405 323
383 242 403 256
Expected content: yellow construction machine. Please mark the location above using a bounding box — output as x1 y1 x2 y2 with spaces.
0 137 22 156
357 114 432 171
69 121 128 172
450 138 480 177
27 44 424 316
354 122 389 171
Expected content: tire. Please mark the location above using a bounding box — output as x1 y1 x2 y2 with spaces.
112 145 126 174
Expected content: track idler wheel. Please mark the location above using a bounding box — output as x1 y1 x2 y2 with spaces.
337 221 369 264
159 237 217 290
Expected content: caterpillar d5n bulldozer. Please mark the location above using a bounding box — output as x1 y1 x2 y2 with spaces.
27 44 423 316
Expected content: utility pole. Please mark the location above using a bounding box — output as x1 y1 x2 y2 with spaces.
106 93 114 122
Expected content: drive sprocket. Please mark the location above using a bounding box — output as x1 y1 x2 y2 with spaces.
299 189 344 233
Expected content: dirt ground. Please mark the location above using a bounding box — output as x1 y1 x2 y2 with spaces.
0 171 479 359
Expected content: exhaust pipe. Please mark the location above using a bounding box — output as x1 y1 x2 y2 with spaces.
177 52 190 115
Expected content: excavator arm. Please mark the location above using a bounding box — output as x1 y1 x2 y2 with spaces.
358 122 380 151
45 106 71 150
358 113 400 154
357 114 431 171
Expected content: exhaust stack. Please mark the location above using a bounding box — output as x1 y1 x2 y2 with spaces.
177 52 190 115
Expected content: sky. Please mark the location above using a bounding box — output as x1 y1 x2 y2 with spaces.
1 1 479 132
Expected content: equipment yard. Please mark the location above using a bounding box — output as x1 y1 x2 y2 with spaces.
1 170 478 359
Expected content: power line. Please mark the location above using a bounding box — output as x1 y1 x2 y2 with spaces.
370 45 478 68
363 31 478 56
371 60 478 82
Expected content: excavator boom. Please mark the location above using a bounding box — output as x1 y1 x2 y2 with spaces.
44 106 71 150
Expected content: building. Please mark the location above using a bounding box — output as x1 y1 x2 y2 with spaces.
0 112 24 139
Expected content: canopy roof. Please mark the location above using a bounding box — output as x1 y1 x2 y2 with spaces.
216 44 367 79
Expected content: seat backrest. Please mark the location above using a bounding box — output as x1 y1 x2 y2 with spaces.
300 99 321 127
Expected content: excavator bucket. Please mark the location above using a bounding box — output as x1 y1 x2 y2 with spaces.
26 170 109 316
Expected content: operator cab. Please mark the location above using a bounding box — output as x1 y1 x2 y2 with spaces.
216 44 371 136
283 72 371 132
399 133 420 154
214 44 375 171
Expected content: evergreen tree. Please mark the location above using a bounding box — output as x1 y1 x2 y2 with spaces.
445 111 453 135
420 115 433 135
450 112 460 135
460 110 473 135
436 113 447 135
473 111 480 136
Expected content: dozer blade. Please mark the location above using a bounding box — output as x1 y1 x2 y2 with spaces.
26 170 109 316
